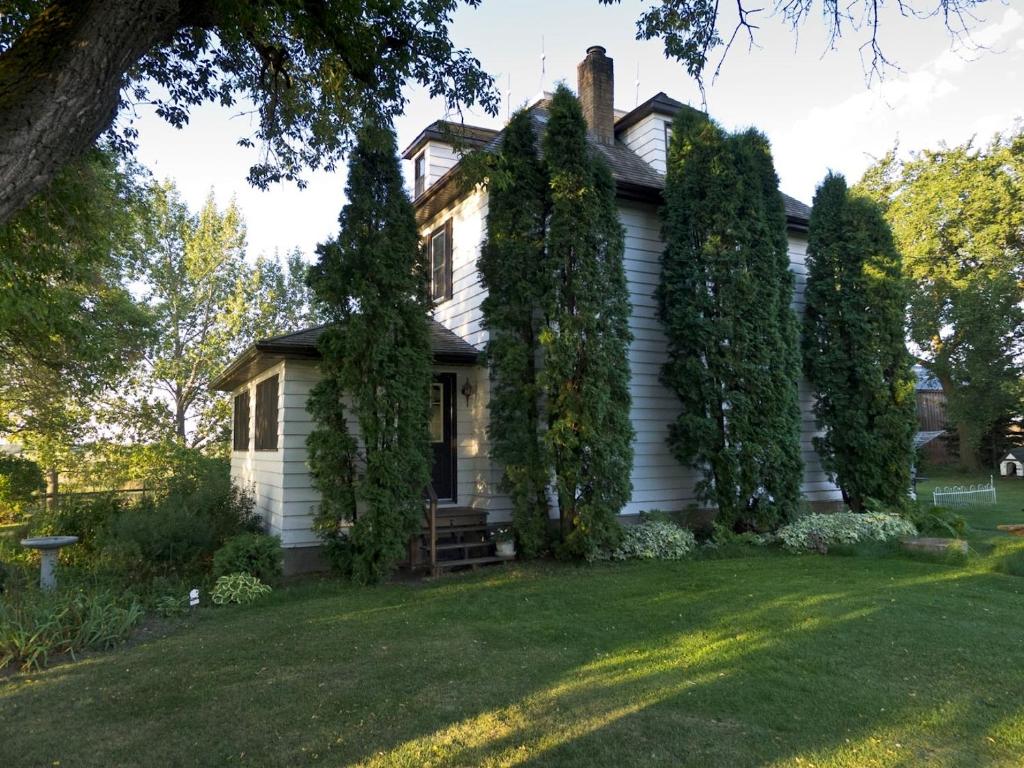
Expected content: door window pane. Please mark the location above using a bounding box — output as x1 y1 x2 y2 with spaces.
429 383 444 443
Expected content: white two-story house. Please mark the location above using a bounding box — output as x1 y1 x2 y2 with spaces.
212 46 842 573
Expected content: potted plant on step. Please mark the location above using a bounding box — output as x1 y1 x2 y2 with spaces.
493 527 515 558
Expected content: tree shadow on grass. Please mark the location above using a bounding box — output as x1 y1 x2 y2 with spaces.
2 557 1024 767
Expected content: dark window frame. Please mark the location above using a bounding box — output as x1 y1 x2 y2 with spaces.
429 219 453 303
414 152 426 198
232 391 250 452
254 375 279 452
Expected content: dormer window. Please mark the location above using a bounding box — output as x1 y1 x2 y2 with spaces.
429 219 453 303
414 152 426 198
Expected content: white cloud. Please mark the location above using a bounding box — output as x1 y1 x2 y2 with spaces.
772 6 1024 200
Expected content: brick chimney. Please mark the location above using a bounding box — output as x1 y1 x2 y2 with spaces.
577 46 614 145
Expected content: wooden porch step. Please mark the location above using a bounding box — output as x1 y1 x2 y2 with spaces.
435 507 486 521
420 523 490 536
423 540 492 553
434 555 515 571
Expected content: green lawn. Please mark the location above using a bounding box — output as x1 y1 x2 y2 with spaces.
4 481 1024 767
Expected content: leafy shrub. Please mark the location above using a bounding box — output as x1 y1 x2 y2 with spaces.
213 533 282 582
593 520 697 562
777 512 917 553
0 588 144 671
0 455 43 521
905 504 967 538
153 593 190 618
30 493 125 566
211 573 271 605
106 480 260 580
108 499 217 579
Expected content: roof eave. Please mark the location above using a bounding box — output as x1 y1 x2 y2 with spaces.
210 345 260 392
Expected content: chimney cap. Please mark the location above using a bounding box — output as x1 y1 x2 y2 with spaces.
586 45 607 56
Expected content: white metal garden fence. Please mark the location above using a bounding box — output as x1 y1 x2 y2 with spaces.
932 476 998 507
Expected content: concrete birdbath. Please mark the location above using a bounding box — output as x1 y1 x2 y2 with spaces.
20 536 79 591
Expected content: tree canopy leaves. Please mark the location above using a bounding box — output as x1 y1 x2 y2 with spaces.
858 133 1024 468
0 148 152 448
0 0 498 225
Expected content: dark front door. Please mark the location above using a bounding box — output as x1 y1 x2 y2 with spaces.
429 373 456 501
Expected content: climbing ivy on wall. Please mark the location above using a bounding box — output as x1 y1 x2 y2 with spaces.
306 123 432 584
803 172 916 511
658 108 802 530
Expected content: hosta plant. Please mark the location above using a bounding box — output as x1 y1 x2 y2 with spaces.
777 512 917 553
594 520 697 562
211 573 272 606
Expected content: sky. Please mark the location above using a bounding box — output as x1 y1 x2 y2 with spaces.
131 1 1024 263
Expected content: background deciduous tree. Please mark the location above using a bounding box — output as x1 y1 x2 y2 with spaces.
858 135 1024 470
0 147 153 486
119 183 320 450
0 0 498 226
803 172 916 510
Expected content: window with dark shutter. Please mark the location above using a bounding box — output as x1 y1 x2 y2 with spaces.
429 219 453 303
254 375 279 451
232 391 250 451
414 152 426 198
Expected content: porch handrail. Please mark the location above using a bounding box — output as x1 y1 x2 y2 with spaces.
424 482 439 576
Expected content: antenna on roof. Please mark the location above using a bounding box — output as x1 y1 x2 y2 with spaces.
505 73 512 122
634 61 641 107
540 36 546 92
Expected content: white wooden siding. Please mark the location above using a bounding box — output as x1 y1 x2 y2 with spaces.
617 201 842 514
619 114 671 174
235 358 503 548
427 186 491 348
231 193 840 547
229 362 287 538
426 142 459 187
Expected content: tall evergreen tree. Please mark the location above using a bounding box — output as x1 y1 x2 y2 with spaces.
803 173 917 510
541 86 634 557
659 109 802 529
306 123 432 584
479 110 553 557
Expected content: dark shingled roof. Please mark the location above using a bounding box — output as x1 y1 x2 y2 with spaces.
211 320 478 391
401 120 500 160
414 98 813 230
1004 449 1024 462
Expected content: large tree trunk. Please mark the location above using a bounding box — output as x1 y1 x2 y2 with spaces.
957 422 981 472
0 0 186 225
933 368 981 471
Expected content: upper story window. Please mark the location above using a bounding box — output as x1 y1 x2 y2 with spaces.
232 391 250 452
664 120 673 152
254 374 279 451
429 219 453 303
414 152 426 198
